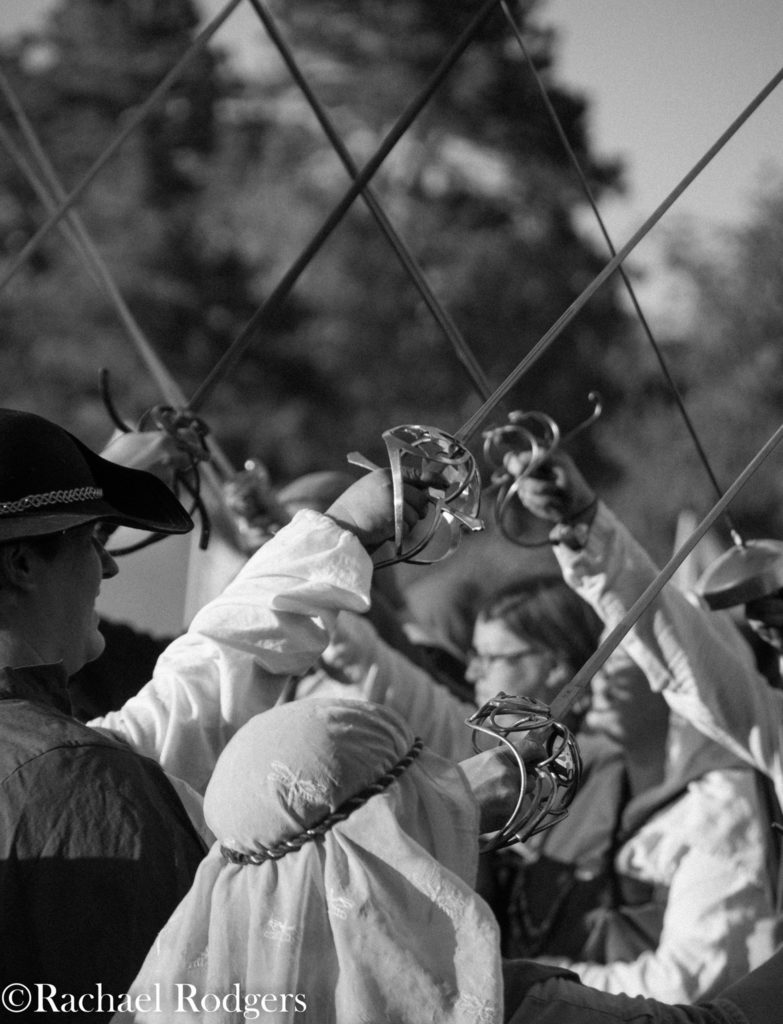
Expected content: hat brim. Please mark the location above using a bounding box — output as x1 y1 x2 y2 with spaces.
695 540 783 609
0 433 194 542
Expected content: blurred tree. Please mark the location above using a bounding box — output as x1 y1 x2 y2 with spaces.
660 184 783 544
0 0 315 464
197 0 639 479
0 0 642 497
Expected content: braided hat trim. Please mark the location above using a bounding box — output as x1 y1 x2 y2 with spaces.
0 486 103 516
220 737 423 865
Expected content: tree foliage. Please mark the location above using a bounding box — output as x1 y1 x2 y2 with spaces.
0 0 639 495
0 0 272 453
642 184 783 547
200 0 636 475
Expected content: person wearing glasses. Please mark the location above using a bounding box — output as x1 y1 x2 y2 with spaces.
466 576 775 1002
466 578 619 959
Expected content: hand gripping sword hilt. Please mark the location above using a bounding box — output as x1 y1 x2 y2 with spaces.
466 692 582 853
482 392 602 547
349 423 484 569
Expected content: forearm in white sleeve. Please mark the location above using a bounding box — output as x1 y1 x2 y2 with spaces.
317 609 475 762
359 624 475 762
91 510 373 791
554 502 783 803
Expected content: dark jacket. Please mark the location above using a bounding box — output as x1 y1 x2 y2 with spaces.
480 732 628 959
0 665 205 1015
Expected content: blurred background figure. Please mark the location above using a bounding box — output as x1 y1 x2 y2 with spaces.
467 575 776 1001
468 577 625 965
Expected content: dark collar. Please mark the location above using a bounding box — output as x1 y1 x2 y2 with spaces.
0 663 72 715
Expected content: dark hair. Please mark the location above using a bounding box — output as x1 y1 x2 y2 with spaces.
476 575 603 673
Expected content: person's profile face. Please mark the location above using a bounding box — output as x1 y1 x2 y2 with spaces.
745 590 783 652
35 524 118 675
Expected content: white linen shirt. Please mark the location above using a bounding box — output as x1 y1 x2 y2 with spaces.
554 502 783 807
91 510 373 795
296 607 475 762
544 502 780 1000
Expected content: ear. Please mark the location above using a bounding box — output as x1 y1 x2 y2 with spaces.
0 540 38 591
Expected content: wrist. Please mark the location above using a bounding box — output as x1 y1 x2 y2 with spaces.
324 509 365 543
323 505 387 553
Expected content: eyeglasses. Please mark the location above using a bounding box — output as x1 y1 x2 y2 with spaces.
466 647 546 671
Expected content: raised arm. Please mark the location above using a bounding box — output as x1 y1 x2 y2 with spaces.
303 607 475 762
513 451 783 804
93 470 432 791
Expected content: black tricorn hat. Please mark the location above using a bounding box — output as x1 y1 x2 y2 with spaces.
0 408 193 541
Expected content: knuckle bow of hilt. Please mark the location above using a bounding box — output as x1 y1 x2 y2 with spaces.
140 405 211 464
467 692 582 853
372 423 484 569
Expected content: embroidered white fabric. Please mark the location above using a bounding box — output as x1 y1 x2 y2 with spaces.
116 699 503 1023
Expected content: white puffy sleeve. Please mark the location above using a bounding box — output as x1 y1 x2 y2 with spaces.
92 510 373 791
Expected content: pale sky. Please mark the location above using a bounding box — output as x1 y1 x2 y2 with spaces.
545 1 783 239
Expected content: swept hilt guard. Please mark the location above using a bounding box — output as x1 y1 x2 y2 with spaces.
222 458 293 555
99 367 213 553
349 423 484 569
483 392 602 546
136 403 211 467
466 692 582 853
